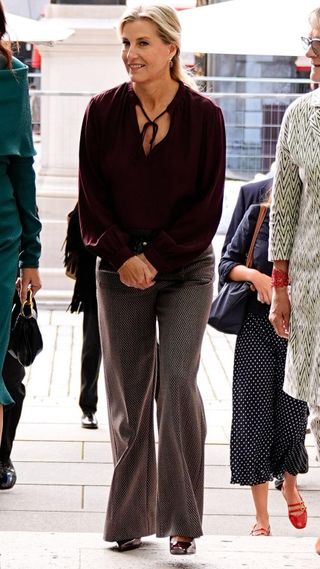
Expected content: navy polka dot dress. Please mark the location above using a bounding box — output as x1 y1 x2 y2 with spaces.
230 312 309 486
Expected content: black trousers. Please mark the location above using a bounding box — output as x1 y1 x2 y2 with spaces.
79 302 102 415
1 352 25 462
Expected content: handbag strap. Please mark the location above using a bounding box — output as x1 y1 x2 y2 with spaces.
246 205 268 268
21 289 37 318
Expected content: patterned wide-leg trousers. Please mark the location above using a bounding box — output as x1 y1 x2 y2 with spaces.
96 247 214 541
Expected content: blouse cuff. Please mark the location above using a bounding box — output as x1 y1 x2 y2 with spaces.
143 244 171 273
109 245 135 271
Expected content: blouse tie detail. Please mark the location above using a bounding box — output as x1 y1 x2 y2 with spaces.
139 104 168 149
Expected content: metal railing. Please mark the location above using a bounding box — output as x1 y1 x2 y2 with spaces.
199 76 310 180
30 77 311 181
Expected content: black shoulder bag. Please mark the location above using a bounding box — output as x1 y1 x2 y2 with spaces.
208 205 267 334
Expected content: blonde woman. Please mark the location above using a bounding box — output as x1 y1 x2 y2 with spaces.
78 3 225 555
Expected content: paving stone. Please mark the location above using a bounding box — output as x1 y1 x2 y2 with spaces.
1 533 320 569
3 306 320 568
0 485 81 511
83 442 113 463
0 548 80 569
83 486 110 512
11 441 83 462
15 423 110 442
15 461 111 486
0 513 104 533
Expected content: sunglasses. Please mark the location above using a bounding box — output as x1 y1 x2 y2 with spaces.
301 36 320 56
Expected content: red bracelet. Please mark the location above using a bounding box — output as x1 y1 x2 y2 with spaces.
271 267 289 287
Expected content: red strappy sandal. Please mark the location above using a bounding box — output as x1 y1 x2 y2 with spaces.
282 488 307 529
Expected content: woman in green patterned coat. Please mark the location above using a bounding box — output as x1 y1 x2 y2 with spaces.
0 4 41 440
269 6 320 554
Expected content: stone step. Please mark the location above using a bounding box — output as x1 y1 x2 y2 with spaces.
0 532 319 569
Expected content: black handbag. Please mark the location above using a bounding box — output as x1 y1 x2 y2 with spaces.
8 289 43 366
208 205 267 334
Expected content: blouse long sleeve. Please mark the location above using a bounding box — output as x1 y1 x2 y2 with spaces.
269 103 303 261
78 98 133 269
144 104 226 272
7 156 42 268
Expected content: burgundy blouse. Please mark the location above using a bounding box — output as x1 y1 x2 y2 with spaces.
78 81 226 273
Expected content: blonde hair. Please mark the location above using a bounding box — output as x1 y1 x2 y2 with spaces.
309 7 320 28
118 4 198 91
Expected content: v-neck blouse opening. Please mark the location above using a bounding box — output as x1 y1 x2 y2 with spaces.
127 81 183 157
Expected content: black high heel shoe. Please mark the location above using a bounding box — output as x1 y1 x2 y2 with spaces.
170 537 196 555
117 538 142 552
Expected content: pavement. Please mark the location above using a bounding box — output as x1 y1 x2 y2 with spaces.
1 255 320 567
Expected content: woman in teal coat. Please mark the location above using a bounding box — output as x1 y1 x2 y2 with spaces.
0 4 41 440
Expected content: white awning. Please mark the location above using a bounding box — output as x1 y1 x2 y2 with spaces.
179 0 320 56
5 12 74 44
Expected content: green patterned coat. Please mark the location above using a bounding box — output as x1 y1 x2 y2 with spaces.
269 88 320 405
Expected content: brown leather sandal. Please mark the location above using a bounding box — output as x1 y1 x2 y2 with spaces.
117 538 142 551
170 537 196 555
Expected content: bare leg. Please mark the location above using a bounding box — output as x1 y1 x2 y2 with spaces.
250 482 270 532
282 472 307 530
282 472 301 509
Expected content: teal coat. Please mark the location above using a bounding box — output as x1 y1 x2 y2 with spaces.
0 56 41 267
0 57 35 157
0 56 41 405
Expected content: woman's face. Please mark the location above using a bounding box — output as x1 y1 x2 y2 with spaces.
121 19 176 85
305 26 320 82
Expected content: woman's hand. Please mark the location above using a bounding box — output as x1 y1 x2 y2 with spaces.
269 287 291 339
228 266 272 303
138 253 158 280
118 256 155 289
250 270 272 304
16 268 42 303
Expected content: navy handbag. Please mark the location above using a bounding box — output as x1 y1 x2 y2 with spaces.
208 205 267 334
